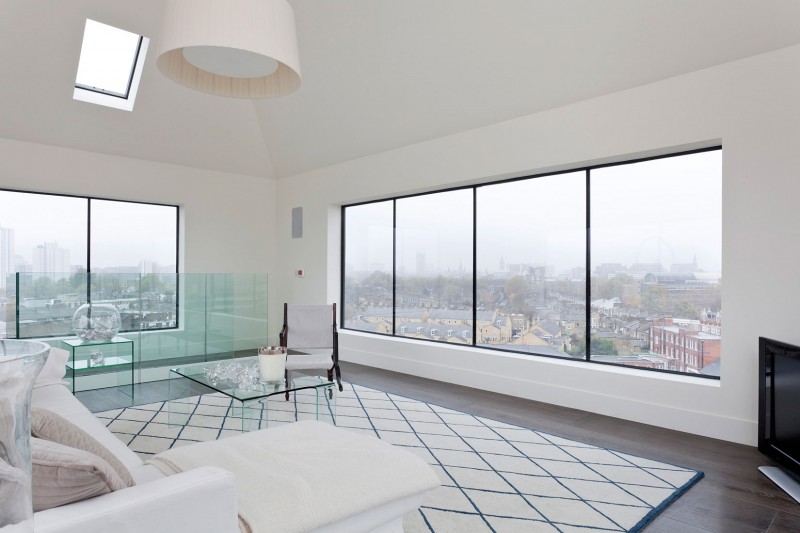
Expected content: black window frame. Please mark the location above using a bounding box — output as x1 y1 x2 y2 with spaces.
340 146 722 380
1 187 180 339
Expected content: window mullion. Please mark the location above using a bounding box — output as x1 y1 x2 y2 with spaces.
585 170 591 362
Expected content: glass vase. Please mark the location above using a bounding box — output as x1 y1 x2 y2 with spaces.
72 303 121 342
0 340 49 531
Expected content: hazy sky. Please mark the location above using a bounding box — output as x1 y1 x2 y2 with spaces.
396 189 473 274
591 150 721 272
344 150 722 275
0 191 177 268
0 191 87 267
90 199 177 268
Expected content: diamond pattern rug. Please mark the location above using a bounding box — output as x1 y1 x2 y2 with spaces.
96 382 702 532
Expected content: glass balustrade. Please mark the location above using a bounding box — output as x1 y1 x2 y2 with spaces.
0 272 269 387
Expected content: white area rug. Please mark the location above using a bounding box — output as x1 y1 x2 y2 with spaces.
96 383 702 532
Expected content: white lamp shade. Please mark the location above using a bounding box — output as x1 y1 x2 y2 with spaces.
156 0 301 98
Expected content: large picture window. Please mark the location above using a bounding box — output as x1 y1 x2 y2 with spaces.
396 190 474 344
590 151 721 373
477 171 586 357
0 189 178 339
342 148 722 378
343 201 394 334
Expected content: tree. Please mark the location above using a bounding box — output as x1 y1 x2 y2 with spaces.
672 301 699 320
444 283 462 303
568 337 587 357
32 276 53 298
477 288 498 308
504 275 528 311
594 274 635 300
568 337 618 357
641 285 670 314
70 269 88 294
591 338 618 355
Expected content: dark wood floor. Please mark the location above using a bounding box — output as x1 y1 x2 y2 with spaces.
77 362 800 532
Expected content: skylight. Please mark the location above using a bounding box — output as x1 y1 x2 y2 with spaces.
74 19 149 111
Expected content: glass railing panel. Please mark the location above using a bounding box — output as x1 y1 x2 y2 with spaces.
232 272 270 353
8 272 269 383
139 273 205 368
205 273 236 358
1 272 16 339
12 271 181 341
137 272 178 331
89 272 141 335
179 272 211 356
16 272 87 339
137 273 269 371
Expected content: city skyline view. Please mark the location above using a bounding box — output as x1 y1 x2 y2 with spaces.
0 189 179 339
0 191 177 281
343 149 722 376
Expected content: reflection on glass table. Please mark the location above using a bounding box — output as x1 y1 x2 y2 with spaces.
167 356 336 432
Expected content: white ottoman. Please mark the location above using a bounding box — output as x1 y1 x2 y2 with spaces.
148 421 440 533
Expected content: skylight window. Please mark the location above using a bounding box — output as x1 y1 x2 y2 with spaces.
74 19 149 111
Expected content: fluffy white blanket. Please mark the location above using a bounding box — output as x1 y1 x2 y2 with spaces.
147 421 439 533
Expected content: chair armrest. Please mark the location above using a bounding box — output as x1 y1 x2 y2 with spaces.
33 467 239 533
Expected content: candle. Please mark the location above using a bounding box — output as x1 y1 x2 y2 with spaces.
258 346 286 382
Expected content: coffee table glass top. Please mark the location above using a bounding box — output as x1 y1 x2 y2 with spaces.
170 356 332 402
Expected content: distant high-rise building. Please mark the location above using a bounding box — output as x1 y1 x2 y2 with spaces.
595 263 626 278
0 225 15 289
139 259 157 275
416 252 426 275
32 241 71 279
14 255 31 273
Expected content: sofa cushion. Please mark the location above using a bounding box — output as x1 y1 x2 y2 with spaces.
34 347 69 388
32 437 127 512
32 407 135 487
31 383 145 481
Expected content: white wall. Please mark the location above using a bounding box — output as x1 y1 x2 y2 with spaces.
0 138 282 329
276 44 800 445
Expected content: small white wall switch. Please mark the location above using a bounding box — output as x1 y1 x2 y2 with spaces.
296 269 305 277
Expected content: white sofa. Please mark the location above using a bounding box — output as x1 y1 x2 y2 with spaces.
28 367 438 533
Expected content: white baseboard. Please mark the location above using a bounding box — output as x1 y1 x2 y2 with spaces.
341 342 755 445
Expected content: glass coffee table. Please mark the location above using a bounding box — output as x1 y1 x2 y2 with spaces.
167 356 336 432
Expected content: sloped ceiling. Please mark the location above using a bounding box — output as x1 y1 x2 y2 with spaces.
2 0 800 179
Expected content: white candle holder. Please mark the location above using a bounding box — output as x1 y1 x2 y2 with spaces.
258 346 287 382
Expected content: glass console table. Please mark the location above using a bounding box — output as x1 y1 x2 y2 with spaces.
61 336 135 398
167 356 336 432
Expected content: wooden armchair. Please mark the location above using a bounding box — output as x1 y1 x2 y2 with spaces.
279 303 342 398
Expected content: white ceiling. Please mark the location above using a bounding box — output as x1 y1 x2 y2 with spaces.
2 0 800 179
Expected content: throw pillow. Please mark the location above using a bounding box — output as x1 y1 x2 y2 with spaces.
31 437 126 512
31 407 135 487
33 346 68 389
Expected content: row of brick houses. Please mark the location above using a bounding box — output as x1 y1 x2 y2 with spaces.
650 317 721 373
345 264 721 374
348 307 570 348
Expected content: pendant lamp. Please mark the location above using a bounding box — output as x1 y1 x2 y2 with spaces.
156 0 301 98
